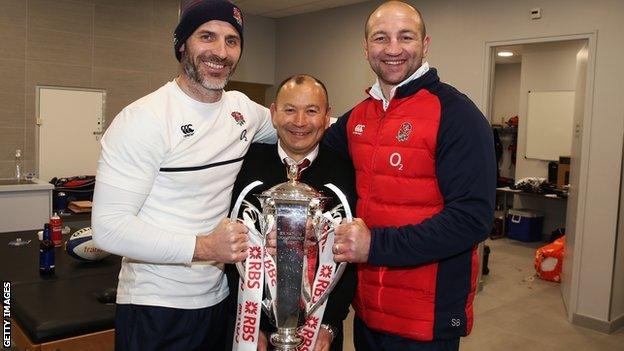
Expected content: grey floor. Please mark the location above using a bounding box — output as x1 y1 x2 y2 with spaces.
341 238 624 351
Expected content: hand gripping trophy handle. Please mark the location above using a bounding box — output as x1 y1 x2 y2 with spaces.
230 180 278 325
230 180 264 290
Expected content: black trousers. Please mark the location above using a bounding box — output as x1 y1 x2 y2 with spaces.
115 300 227 351
353 316 460 351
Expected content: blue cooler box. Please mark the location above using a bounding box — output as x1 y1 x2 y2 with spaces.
506 209 544 242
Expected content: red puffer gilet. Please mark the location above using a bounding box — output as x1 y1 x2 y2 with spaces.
323 68 495 342
345 69 484 341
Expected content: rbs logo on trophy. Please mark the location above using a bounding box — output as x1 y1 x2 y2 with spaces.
264 256 277 288
299 316 320 351
242 301 259 342
246 247 263 289
312 265 333 303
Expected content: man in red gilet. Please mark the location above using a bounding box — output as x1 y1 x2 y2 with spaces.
323 1 496 350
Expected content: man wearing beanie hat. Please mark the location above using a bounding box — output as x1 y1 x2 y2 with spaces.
92 1 276 350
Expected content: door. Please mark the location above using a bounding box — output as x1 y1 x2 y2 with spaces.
36 86 106 182
561 43 588 316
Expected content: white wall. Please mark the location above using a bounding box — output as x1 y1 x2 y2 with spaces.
492 63 520 179
492 63 521 126
273 0 624 327
613 144 624 324
274 4 375 115
515 40 584 180
231 14 276 85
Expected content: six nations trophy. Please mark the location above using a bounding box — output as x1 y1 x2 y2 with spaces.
230 163 352 351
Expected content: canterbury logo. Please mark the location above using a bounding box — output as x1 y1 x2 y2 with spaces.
180 124 195 137
353 124 365 135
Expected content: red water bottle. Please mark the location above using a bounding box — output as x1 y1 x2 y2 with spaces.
50 212 62 247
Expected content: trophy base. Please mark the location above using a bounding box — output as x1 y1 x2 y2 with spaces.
270 327 302 351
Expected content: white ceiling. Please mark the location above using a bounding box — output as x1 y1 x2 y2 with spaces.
494 45 523 64
231 0 371 18
494 40 586 64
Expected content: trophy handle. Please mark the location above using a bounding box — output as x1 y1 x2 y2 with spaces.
323 183 352 222
262 298 276 326
305 183 353 316
306 228 348 316
230 180 263 222
230 181 263 281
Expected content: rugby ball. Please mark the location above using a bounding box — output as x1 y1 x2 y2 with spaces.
65 227 110 262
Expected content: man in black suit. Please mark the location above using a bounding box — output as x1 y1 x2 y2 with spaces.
226 74 357 351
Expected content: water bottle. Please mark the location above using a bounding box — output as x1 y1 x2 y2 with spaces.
15 149 22 180
39 224 55 275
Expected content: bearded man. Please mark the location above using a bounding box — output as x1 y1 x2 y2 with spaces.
91 1 276 350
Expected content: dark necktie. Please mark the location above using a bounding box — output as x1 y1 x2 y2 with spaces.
283 158 311 180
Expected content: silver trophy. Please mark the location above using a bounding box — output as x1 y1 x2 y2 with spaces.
231 164 351 351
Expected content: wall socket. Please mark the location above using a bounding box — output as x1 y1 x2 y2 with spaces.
530 7 542 19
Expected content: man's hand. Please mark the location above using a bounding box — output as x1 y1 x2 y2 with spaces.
333 218 371 263
266 225 277 256
193 218 249 262
313 327 333 351
257 331 268 351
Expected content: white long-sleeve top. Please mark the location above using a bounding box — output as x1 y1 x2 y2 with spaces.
92 80 276 309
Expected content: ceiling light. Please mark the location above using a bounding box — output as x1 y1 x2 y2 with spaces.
497 51 514 57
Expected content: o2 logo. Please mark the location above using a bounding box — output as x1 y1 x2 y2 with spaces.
389 152 403 171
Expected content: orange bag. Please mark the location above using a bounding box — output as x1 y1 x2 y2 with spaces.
534 236 565 282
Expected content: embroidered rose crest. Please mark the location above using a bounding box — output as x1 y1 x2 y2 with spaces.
397 122 413 142
231 111 246 126
233 7 243 26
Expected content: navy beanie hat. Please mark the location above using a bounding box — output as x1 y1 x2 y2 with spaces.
173 0 244 62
